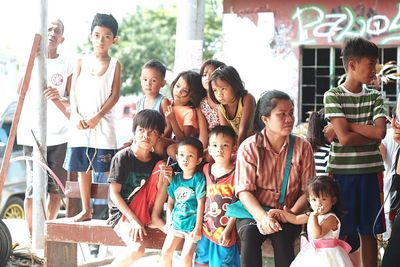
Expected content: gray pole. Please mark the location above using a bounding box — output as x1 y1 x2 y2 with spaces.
174 0 205 73
32 0 47 249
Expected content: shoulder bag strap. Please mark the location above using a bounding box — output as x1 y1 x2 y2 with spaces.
278 134 294 205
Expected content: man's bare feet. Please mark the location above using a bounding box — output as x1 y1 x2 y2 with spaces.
71 210 92 222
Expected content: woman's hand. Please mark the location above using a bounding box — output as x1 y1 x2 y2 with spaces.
259 213 282 234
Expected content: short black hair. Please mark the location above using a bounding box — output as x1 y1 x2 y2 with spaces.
307 176 342 218
143 59 167 79
132 109 165 135
208 125 236 142
342 37 378 71
307 109 327 152
177 137 204 158
91 13 118 37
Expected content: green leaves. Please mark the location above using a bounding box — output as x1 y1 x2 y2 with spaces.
77 1 222 96
115 6 177 95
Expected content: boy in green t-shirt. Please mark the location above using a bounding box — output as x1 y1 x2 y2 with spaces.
323 37 386 267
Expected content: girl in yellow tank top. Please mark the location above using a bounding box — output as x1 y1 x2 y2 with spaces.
208 66 256 144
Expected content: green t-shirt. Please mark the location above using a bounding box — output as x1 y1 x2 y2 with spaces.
324 85 386 174
167 172 206 232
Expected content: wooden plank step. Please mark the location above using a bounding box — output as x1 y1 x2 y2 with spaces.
45 218 166 249
65 181 109 199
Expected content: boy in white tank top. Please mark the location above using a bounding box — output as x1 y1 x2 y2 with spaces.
64 13 121 222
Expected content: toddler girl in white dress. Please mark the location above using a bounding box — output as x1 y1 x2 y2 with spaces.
269 176 353 267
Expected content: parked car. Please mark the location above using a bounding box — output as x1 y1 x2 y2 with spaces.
0 101 26 219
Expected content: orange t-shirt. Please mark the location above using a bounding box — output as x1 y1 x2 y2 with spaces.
172 105 198 133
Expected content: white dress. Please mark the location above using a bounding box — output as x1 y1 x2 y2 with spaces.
290 213 353 267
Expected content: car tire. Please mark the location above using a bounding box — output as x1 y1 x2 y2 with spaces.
0 219 12 266
1 196 25 219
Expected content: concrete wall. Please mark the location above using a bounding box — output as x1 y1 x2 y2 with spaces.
220 0 400 120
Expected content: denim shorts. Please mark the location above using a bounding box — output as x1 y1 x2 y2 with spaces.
63 147 116 173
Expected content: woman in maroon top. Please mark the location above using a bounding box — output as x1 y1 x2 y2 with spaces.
234 90 315 267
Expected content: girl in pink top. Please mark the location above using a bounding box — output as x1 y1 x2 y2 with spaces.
199 59 226 130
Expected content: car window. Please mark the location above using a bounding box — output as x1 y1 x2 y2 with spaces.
5 159 25 184
0 102 22 155
0 101 23 158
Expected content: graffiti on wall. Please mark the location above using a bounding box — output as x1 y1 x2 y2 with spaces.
270 23 293 57
292 3 400 45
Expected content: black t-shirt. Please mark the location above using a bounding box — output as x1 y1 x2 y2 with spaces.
107 147 161 226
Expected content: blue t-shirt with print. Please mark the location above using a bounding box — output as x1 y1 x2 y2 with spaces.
167 171 206 232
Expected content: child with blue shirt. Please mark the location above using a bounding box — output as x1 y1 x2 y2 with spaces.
136 59 172 137
161 137 206 267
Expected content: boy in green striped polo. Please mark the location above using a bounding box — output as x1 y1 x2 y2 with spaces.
323 37 386 267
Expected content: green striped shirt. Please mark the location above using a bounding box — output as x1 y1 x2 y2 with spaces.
324 85 386 174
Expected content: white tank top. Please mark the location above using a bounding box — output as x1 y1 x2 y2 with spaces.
68 56 117 149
